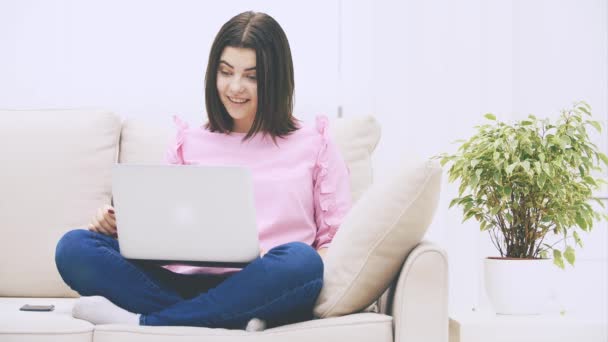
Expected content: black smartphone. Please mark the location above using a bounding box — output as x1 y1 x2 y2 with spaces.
20 304 55 312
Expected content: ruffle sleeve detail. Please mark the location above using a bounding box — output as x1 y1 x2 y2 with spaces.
165 115 189 165
313 115 352 249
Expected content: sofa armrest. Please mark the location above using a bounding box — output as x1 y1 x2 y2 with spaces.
386 240 449 342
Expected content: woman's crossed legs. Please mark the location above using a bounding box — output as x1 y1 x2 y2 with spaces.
55 229 323 328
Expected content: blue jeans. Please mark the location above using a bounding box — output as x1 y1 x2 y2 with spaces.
55 229 323 328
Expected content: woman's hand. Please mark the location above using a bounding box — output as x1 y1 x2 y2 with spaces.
88 204 117 237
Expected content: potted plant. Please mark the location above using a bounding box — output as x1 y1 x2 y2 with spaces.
436 101 608 314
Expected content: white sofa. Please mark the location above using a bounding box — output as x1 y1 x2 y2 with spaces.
0 109 448 342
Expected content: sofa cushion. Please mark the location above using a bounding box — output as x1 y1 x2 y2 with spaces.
119 115 380 204
313 157 442 318
0 297 93 342
0 110 121 297
0 297 391 342
94 313 392 342
327 116 381 203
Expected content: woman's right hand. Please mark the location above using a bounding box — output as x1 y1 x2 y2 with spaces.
88 204 117 237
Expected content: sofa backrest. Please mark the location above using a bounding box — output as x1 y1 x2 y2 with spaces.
0 111 380 297
0 110 121 297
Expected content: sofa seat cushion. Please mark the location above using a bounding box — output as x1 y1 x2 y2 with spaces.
94 313 392 342
0 297 93 342
1 298 391 342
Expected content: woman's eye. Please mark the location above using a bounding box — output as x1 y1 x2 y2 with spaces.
248 75 257 80
219 70 231 76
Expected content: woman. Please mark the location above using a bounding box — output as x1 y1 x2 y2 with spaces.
55 11 351 329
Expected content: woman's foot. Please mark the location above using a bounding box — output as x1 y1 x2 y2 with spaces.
72 296 139 325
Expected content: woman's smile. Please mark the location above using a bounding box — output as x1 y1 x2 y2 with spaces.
227 96 250 104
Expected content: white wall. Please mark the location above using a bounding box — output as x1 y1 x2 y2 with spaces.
341 0 607 315
0 0 340 124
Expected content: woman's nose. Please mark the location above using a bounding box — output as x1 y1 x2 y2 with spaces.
229 77 244 93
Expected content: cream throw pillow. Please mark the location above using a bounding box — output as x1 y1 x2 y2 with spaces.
314 157 442 318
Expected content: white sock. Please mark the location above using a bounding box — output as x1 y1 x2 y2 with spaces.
245 317 267 332
72 296 139 325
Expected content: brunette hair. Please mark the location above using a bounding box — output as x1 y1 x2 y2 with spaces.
204 11 299 141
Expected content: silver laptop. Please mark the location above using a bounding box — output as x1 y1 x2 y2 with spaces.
111 164 260 267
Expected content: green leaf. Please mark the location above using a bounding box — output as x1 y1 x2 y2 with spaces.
578 165 586 177
583 176 597 186
470 174 479 188
449 198 460 209
471 159 480 168
564 246 576 266
578 106 591 115
521 160 530 173
484 113 497 120
506 163 517 175
553 249 565 269
534 162 542 175
587 120 602 133
573 231 583 248
592 197 606 208
598 152 608 167
575 213 588 230
462 210 476 223
537 173 547 188
493 171 501 184
521 120 533 126
578 101 591 110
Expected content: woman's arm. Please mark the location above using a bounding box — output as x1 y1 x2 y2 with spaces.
312 116 351 259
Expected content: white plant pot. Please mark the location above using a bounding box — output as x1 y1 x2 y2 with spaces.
484 257 554 315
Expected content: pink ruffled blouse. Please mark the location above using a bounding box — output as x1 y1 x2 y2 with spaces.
162 115 352 275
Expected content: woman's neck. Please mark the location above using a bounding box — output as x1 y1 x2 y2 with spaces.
232 117 254 133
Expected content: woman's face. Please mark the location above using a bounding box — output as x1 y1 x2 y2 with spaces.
216 46 258 133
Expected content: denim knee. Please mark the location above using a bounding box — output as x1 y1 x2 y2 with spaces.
55 229 91 264
55 229 101 290
271 242 324 282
